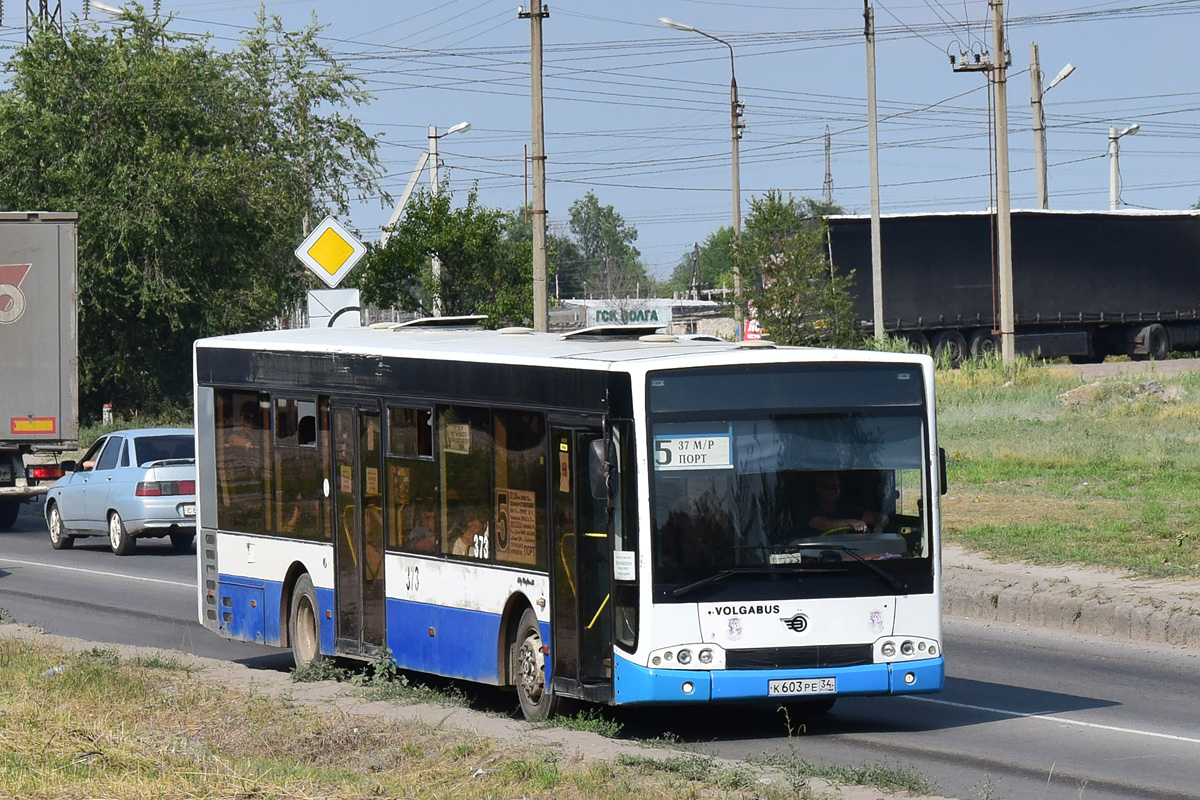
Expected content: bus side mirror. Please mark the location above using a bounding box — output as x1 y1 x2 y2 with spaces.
939 447 948 495
588 439 618 501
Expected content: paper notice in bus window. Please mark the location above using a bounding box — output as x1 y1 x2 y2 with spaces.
613 550 636 581
445 423 471 454
340 465 353 494
653 434 732 471
496 488 538 565
365 467 379 496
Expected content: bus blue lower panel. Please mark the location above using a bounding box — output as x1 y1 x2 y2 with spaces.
385 598 504 684
613 653 944 705
217 576 329 653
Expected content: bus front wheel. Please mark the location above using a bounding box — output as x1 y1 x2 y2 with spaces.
289 574 326 668
514 607 563 721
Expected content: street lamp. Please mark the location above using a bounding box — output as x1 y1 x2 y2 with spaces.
659 16 745 331
427 122 471 315
1030 44 1073 209
88 1 125 15
1109 123 1139 211
379 122 471 315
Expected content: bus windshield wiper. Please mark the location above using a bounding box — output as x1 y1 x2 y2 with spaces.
671 566 801 598
783 543 906 593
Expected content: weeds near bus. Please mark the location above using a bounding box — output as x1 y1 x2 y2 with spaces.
936 359 1200 578
291 647 469 708
539 706 625 738
757 751 939 796
1 634 846 800
617 754 757 791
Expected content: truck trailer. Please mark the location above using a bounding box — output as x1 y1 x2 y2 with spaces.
0 212 78 529
826 210 1200 364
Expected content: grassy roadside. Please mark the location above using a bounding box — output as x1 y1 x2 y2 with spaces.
0 636 936 800
937 357 1200 579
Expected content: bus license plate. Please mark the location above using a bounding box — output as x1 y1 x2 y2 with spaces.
182 504 196 517
768 677 836 696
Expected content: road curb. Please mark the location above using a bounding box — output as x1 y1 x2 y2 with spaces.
942 545 1200 648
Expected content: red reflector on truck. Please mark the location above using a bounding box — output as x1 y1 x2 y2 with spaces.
29 466 64 481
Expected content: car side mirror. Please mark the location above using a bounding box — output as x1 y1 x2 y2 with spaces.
60 460 77 473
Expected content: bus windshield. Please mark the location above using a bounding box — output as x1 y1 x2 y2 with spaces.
648 365 932 602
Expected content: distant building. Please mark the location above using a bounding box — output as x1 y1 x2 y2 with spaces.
551 297 735 339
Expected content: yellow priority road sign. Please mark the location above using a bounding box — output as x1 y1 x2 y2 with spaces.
295 216 367 288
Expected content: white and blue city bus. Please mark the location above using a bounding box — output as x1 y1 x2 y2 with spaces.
194 319 944 719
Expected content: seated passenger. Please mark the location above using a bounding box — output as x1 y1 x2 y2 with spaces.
451 508 489 558
808 472 888 534
409 507 437 553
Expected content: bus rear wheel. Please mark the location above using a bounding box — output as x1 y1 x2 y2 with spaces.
514 607 563 721
289 574 326 668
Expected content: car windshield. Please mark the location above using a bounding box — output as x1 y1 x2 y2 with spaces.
134 434 195 466
648 364 934 602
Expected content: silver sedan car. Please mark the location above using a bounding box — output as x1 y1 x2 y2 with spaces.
44 427 196 555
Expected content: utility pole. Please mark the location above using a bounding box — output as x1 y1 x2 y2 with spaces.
520 2 550 332
1109 123 1140 210
691 242 701 301
991 0 1014 367
429 124 444 316
823 126 833 206
949 4 1011 365
1030 44 1048 210
1031 44 1074 210
864 2 884 343
659 17 745 333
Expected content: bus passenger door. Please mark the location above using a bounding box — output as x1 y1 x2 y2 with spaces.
550 425 613 704
331 401 386 658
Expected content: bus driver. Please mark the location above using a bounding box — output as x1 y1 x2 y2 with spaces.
808 472 888 534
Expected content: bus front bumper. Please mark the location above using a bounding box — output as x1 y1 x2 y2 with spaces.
612 652 944 705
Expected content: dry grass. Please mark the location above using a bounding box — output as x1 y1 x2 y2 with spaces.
0 637 817 800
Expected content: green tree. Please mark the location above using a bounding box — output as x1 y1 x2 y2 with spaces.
0 8 383 415
359 184 532 324
737 191 855 347
666 226 736 296
561 191 647 297
501 209 583 303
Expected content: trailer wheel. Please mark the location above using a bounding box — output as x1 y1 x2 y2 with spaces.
1145 324 1170 361
932 331 968 368
905 332 930 355
967 329 999 359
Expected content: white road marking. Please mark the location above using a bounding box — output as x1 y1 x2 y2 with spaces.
0 557 193 589
905 695 1200 745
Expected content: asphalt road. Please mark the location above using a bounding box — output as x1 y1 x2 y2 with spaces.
2 501 1198 800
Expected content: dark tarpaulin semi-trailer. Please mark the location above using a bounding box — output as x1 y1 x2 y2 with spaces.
826 209 1200 363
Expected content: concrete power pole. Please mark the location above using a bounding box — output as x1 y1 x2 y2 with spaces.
991 0 1015 367
823 126 833 206
1030 43 1048 210
520 2 550 332
864 2 884 343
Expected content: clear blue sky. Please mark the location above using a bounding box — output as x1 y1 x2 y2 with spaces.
3 1 1198 279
